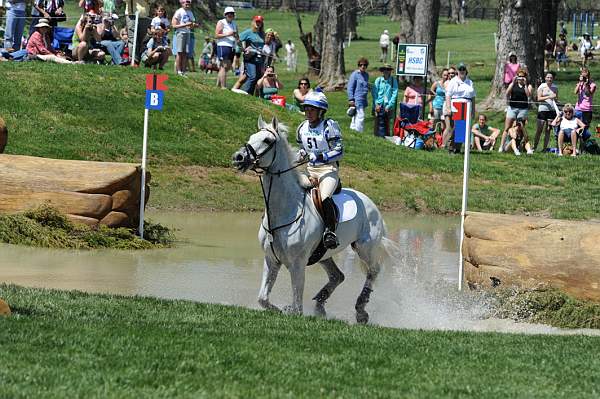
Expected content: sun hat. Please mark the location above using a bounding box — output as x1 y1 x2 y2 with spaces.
224 6 235 16
253 15 264 23
35 19 51 29
379 63 394 71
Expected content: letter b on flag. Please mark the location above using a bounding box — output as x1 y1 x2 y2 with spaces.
145 90 164 111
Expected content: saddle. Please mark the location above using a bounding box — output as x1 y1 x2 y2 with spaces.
309 177 342 222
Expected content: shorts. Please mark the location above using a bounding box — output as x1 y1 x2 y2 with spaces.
217 45 234 62
556 52 567 63
537 110 556 121
175 31 189 54
506 106 528 120
557 128 576 138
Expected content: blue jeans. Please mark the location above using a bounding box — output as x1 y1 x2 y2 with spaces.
241 60 264 95
3 8 26 50
101 40 124 65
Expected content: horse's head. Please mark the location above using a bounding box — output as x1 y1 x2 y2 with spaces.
232 115 282 173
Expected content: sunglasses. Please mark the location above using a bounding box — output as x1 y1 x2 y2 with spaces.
299 82 309 86
564 111 573 114
359 63 368 67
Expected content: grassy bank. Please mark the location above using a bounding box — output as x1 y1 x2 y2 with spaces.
1 284 600 398
1 12 600 218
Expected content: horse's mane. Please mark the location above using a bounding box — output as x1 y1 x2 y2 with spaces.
274 122 303 184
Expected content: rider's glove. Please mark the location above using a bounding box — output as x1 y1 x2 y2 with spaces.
308 153 325 164
296 149 307 163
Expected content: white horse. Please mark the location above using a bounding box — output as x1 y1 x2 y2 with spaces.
232 116 388 323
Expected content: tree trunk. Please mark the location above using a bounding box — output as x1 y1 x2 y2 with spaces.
481 0 545 110
541 0 560 50
345 0 358 39
317 0 346 90
279 0 294 11
463 212 600 302
397 0 440 78
295 11 321 76
449 0 461 23
389 0 402 21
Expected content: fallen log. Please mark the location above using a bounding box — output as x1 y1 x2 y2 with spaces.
463 212 600 302
0 154 149 228
0 117 7 154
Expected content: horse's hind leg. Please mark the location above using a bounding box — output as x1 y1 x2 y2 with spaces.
312 258 345 317
258 256 282 311
354 243 383 324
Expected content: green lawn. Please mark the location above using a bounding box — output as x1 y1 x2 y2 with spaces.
2 284 600 398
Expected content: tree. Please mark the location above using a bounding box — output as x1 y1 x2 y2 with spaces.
345 0 358 40
389 0 402 21
482 0 545 110
279 0 294 11
449 0 465 24
317 0 347 90
394 0 441 77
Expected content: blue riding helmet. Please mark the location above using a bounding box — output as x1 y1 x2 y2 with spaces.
303 91 329 111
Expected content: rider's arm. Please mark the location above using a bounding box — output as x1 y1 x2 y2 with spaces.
323 120 343 162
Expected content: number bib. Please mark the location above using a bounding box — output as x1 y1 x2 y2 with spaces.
299 120 330 154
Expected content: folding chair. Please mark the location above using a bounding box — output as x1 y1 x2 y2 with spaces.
52 27 75 54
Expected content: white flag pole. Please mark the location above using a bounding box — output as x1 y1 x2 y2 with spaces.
458 99 472 291
138 108 149 239
131 11 140 66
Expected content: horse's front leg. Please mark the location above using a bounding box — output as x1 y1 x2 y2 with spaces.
286 262 306 314
258 256 281 311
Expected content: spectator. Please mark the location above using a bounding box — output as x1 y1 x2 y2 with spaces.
441 66 457 148
3 0 27 51
534 71 559 152
72 14 105 63
544 34 555 71
285 39 296 71
403 76 425 106
554 33 568 72
580 33 593 66
371 64 398 137
119 28 130 64
199 36 213 73
445 62 476 153
262 29 277 67
239 15 266 95
429 68 449 130
559 21 567 37
26 19 71 64
502 119 533 156
98 16 124 65
471 114 500 151
125 0 151 65
500 69 532 152
171 0 196 76
215 6 238 89
379 29 390 62
256 65 283 100
574 67 596 131
551 104 586 157
503 53 524 87
293 77 311 111
79 0 102 14
150 5 170 33
141 27 169 69
30 0 65 34
347 57 370 133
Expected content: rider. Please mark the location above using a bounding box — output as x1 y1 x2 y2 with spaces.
296 90 343 249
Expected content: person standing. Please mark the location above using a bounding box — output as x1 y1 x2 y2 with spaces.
125 0 150 65
172 0 197 76
445 62 476 153
499 69 532 152
3 0 27 51
285 39 296 71
215 6 237 88
296 91 343 249
534 71 559 152
347 57 370 133
379 29 390 62
429 68 449 130
239 15 265 95
554 33 568 72
371 64 398 137
503 53 524 87
574 67 596 132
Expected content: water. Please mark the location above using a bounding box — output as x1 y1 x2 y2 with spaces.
2 211 598 336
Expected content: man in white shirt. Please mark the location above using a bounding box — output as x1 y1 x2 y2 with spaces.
285 39 296 71
379 29 390 62
444 62 476 152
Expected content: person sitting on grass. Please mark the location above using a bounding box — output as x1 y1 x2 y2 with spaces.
141 27 170 69
26 19 71 64
72 14 105 63
471 114 500 151
550 104 586 157
502 119 533 156
256 65 283 100
98 16 125 65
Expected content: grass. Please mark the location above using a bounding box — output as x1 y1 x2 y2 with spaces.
1 284 600 398
0 205 174 249
1 11 600 219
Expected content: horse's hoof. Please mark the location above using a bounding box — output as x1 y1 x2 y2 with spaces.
258 299 281 312
314 302 326 318
356 311 369 324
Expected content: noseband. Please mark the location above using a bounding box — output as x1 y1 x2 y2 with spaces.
244 128 279 173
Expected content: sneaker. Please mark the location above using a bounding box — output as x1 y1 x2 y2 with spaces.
514 149 521 156
526 149 534 155
498 147 503 153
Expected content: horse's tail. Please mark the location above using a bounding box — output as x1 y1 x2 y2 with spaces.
380 236 400 265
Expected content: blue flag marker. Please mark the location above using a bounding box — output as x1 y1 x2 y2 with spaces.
145 90 164 111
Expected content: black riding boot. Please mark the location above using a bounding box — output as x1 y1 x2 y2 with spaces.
322 197 339 249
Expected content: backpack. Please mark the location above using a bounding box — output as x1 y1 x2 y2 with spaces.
584 138 600 155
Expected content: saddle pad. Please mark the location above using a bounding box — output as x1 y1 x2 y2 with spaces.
333 190 357 223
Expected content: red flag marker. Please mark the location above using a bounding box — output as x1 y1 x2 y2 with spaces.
145 74 169 91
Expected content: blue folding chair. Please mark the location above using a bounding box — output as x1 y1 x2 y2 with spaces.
52 27 75 53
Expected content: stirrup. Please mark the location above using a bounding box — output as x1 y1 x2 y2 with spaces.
323 229 339 249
